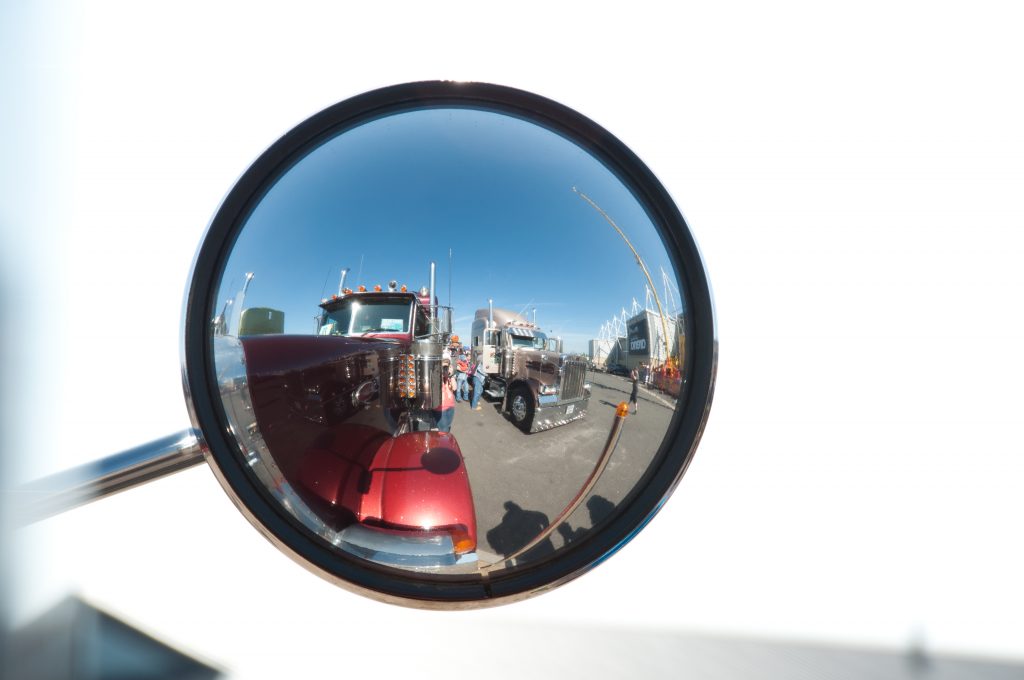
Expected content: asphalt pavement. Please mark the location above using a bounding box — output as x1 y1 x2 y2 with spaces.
449 371 677 567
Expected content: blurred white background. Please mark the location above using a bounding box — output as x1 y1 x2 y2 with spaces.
3 2 1023 677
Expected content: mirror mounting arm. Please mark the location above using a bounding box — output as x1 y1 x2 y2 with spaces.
16 429 205 525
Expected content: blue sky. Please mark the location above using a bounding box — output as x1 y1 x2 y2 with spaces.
216 107 682 352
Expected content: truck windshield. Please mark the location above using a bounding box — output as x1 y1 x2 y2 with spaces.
509 333 547 349
320 299 413 336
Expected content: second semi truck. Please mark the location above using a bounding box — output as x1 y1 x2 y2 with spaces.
471 302 589 433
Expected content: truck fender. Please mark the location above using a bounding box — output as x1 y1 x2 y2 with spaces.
504 378 541 409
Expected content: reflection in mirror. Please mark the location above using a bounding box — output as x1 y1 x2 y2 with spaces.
212 108 689 577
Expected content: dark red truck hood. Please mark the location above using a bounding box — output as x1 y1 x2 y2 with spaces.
239 334 476 549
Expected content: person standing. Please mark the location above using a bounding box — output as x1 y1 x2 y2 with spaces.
471 359 488 410
435 361 457 432
454 355 469 402
629 368 640 415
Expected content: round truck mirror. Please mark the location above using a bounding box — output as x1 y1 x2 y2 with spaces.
182 81 716 607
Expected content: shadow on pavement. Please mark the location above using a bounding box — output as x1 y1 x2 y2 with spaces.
485 501 555 561
555 495 617 547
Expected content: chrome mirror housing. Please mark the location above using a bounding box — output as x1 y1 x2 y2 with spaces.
181 81 716 607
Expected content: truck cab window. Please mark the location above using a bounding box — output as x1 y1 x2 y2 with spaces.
322 305 354 335
323 299 413 336
414 307 430 338
509 334 546 350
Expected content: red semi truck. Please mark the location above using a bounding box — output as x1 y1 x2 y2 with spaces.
217 263 478 569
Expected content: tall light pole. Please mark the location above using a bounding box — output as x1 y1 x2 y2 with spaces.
574 188 674 369
233 272 254 337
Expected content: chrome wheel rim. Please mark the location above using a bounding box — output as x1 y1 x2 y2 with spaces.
510 394 527 422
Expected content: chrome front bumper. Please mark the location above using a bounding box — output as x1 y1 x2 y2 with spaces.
334 523 477 570
531 396 588 432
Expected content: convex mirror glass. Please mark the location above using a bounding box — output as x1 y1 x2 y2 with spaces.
184 82 715 607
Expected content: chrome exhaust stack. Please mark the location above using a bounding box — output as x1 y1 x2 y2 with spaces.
429 261 436 310
337 267 350 296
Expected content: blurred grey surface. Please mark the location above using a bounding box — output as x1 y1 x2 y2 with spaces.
11 605 1021 680
439 622 1024 680
8 597 220 680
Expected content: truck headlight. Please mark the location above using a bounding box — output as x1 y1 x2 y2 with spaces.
539 384 558 395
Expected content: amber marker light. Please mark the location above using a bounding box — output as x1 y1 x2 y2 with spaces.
374 284 382 292
449 525 476 554
357 285 366 292
616 402 630 417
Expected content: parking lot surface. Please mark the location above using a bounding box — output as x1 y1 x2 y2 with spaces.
450 371 677 565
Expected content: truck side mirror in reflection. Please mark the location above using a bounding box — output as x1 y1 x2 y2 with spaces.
26 81 716 609
186 83 720 606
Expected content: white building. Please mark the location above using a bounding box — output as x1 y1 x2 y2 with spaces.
603 309 684 370
588 338 615 367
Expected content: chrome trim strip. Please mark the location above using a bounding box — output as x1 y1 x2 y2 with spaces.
483 403 627 572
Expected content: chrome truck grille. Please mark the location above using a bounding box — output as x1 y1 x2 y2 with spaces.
560 359 587 401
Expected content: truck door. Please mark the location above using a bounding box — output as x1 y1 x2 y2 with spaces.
482 329 500 373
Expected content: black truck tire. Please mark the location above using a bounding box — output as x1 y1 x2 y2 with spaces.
508 385 535 433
